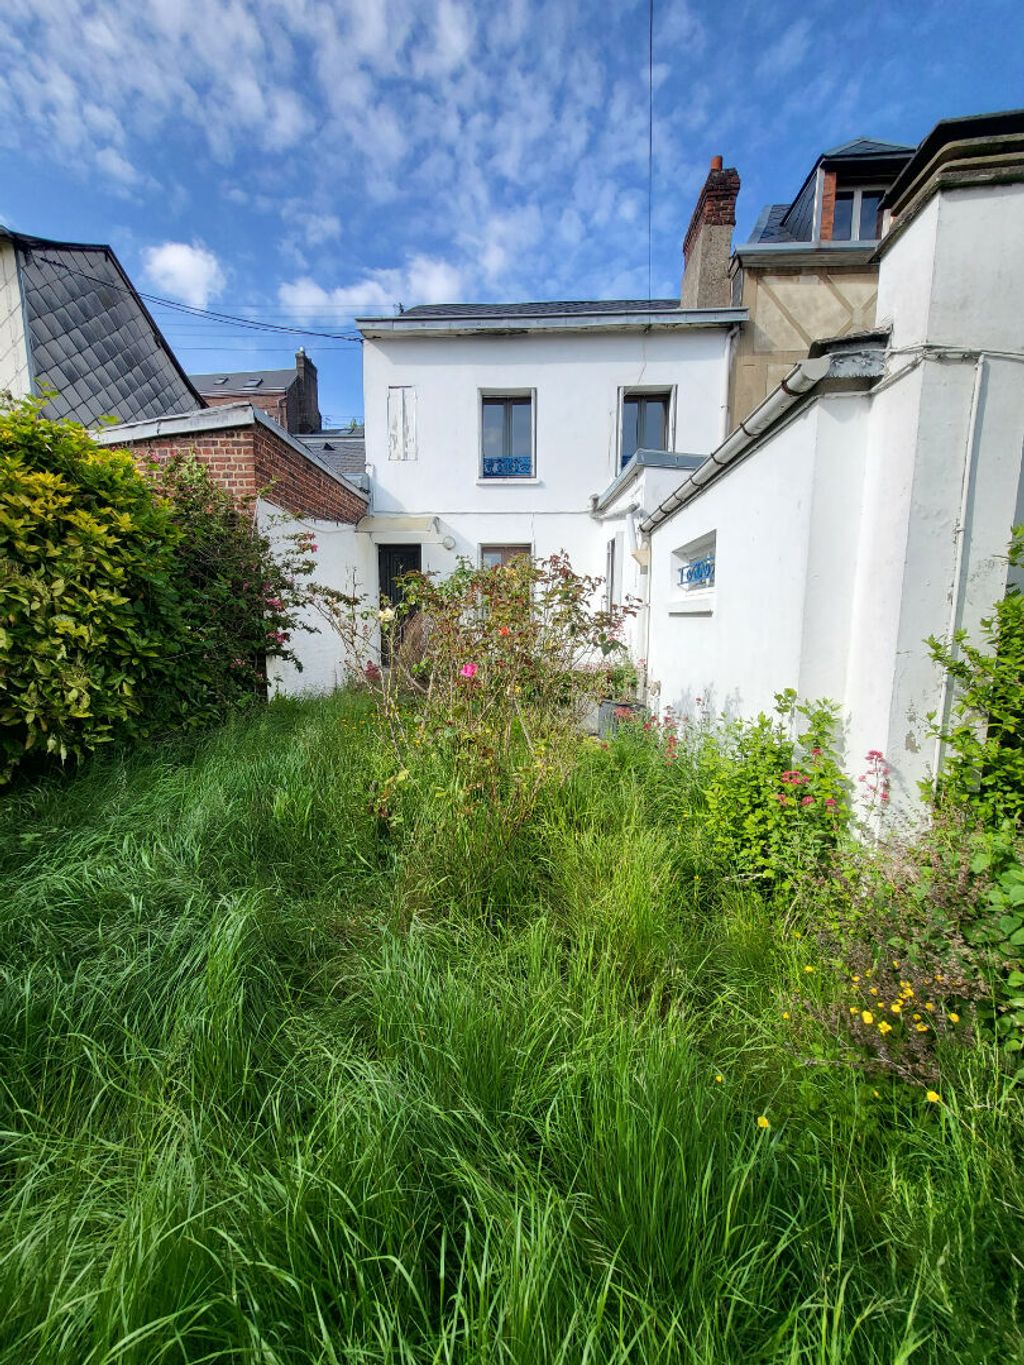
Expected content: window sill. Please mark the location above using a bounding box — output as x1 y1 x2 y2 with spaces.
668 591 715 616
476 477 541 486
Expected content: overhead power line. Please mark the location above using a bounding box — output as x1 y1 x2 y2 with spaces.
36 255 368 343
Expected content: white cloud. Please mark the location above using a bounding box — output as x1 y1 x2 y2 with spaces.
142 241 226 308
94 146 141 186
278 253 465 319
756 19 812 83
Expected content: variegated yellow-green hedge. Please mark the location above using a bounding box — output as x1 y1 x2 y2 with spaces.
0 396 184 781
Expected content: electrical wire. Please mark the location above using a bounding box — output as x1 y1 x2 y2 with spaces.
647 0 654 302
35 255 368 342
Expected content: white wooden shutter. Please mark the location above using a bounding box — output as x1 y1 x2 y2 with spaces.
387 386 417 461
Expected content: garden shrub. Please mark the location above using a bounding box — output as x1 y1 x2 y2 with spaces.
928 525 1024 827
325 551 634 908
702 690 851 887
152 451 322 712
0 395 184 780
0 398 323 782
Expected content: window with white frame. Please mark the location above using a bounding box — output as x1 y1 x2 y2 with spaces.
387 386 417 460
621 389 672 469
831 187 885 242
671 531 716 607
481 393 534 478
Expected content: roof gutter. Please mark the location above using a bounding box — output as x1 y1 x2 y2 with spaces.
639 356 830 534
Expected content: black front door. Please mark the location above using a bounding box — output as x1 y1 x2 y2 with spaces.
378 543 421 662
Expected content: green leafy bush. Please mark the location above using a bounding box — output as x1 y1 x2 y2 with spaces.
0 398 324 782
703 690 852 886
928 526 1024 826
152 451 322 712
0 395 184 779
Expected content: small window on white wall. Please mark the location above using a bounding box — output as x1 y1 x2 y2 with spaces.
387 386 417 461
669 531 716 614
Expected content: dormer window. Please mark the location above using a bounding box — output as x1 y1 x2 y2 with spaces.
831 187 884 242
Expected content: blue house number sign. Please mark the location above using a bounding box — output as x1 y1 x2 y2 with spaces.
678 554 715 589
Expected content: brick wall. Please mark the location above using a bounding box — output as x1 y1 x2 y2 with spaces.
252 426 366 521
116 419 366 522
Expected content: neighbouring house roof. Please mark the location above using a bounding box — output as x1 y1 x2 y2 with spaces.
358 299 746 337
882 106 1024 215
746 136 915 247
190 367 297 395
1 227 203 426
298 429 367 487
593 448 705 514
90 401 367 505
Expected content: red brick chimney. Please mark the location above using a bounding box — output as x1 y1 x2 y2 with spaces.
681 156 740 308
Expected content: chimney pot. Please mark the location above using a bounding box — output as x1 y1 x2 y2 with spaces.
710 155 723 171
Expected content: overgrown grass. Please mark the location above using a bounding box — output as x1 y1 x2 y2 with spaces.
0 692 1022 1362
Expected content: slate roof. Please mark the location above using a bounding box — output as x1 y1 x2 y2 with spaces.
747 136 916 245
297 429 366 479
3 230 202 426
190 367 297 394
822 138 915 158
378 298 683 321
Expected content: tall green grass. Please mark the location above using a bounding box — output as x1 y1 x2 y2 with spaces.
0 692 1021 1362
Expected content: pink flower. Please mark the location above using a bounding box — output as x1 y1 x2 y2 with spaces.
265 596 284 610
801 795 814 807
866 749 883 761
498 625 511 637
459 662 478 679
774 793 789 805
824 797 837 809
310 543 319 552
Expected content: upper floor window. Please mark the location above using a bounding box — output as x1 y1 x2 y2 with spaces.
621 390 671 469
831 187 884 242
481 393 534 478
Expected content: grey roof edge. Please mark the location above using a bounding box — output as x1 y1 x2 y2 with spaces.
778 142 916 233
91 401 368 506
358 307 747 337
190 367 296 393
593 449 705 514
733 240 880 265
4 227 206 414
640 347 886 535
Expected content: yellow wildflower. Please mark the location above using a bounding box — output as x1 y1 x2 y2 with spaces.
948 1012 960 1024
756 1115 770 1129
913 1013 921 1021
890 1002 902 1014
714 1074 723 1084
861 1010 874 1025
869 987 879 996
925 1090 941 1103
804 965 815 973
878 1020 893 1035
893 960 901 969
872 1089 881 1098
852 974 861 983
782 1011 791 1020
925 1003 935 1012
849 1007 858 1015
916 1023 929 1033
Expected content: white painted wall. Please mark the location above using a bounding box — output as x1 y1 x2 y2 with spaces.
361 327 732 577
0 240 31 400
647 179 1024 808
258 498 377 696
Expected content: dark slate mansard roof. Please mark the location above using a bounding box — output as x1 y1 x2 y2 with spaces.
190 367 298 395
2 229 202 426
747 137 915 245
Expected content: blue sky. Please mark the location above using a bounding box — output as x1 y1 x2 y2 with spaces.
1 0 1021 425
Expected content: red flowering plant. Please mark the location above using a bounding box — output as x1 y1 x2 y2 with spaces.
703 690 853 888
321 552 636 893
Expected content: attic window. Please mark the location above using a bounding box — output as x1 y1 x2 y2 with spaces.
831 187 884 242
243 378 263 389
214 377 229 385
322 442 335 450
